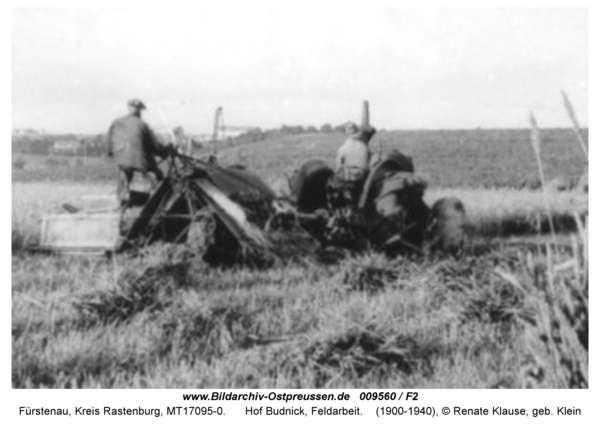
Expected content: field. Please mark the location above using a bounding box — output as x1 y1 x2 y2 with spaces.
11 129 588 388
13 128 587 187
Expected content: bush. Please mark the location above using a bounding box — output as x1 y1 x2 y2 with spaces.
13 158 27 170
45 157 70 167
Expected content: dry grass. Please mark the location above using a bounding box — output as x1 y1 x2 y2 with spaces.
12 232 587 388
493 226 588 388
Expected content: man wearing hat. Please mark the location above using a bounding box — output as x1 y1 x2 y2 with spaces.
107 99 170 206
333 101 377 206
335 121 376 182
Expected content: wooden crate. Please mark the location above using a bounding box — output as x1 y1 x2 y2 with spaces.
39 212 122 254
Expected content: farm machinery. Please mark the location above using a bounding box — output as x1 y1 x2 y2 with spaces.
39 104 467 263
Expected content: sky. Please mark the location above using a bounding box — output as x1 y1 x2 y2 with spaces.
12 7 588 134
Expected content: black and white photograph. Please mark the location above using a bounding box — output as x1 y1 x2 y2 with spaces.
11 6 588 393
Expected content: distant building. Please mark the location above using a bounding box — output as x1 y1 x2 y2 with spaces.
193 134 212 142
12 128 46 136
52 139 83 155
219 128 247 139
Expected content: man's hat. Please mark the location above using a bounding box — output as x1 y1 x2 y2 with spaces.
127 99 146 110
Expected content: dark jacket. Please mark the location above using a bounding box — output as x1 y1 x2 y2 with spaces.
107 114 168 171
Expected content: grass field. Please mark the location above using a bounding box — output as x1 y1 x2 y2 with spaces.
11 129 588 388
13 128 587 188
218 129 588 189
12 241 587 388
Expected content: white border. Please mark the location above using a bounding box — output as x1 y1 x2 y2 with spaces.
5 2 596 425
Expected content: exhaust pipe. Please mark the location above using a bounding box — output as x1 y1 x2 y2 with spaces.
361 100 370 128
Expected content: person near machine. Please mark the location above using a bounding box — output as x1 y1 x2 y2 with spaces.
334 101 377 206
107 99 171 206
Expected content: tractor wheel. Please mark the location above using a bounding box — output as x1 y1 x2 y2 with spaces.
426 197 467 255
291 159 334 213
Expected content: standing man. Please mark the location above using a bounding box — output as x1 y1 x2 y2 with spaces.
107 99 170 206
172 126 192 156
